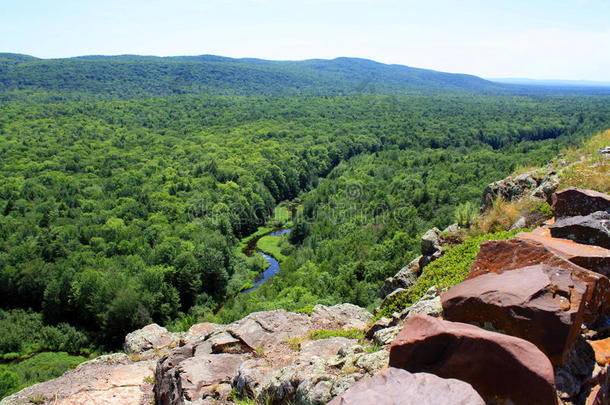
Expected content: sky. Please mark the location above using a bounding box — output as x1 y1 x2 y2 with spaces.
1 0 609 81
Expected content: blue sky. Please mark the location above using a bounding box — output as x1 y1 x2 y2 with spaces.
1 0 609 80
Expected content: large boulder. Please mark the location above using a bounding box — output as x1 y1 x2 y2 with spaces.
468 237 610 326
517 229 610 276
328 367 485 405
124 323 180 356
421 227 442 256
549 210 610 249
0 354 155 405
551 188 610 218
389 315 557 405
442 265 587 365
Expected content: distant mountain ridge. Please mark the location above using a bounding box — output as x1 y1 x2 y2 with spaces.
0 53 506 98
1 53 609 99
490 77 610 88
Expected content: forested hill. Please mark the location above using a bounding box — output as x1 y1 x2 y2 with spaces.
0 52 510 98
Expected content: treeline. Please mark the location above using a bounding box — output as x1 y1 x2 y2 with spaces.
1 93 609 349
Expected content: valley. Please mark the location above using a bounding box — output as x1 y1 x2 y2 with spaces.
1 54 610 401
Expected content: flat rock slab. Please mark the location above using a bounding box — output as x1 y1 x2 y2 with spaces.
550 210 610 249
328 367 485 405
389 315 557 405
469 238 610 325
1 354 155 405
443 264 587 365
517 231 610 276
551 187 610 218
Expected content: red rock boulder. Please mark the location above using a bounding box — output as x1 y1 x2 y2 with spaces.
517 230 610 276
468 238 610 326
551 187 610 218
442 265 587 365
328 367 485 405
389 315 557 405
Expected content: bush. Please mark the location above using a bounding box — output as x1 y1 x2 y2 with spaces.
0 369 20 398
454 201 478 228
376 229 522 318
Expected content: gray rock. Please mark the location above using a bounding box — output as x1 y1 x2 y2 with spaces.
124 323 180 355
379 256 421 298
509 216 527 230
373 326 402 346
394 286 443 323
328 367 485 405
354 349 389 372
443 223 460 233
549 210 610 249
482 169 550 210
310 303 373 330
421 227 442 256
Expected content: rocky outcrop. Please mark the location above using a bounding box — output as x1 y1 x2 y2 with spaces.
379 225 450 298
468 237 610 326
154 305 376 404
552 187 610 218
442 264 587 365
0 354 155 405
389 315 558 405
481 169 558 211
550 210 610 249
328 367 485 405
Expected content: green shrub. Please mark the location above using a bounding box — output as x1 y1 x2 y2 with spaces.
528 202 553 218
0 369 20 398
294 304 315 315
376 229 522 319
454 201 478 228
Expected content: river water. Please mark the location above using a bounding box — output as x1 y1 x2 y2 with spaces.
241 229 291 294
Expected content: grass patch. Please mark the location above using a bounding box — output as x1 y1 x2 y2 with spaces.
0 352 88 399
308 329 365 340
376 229 522 319
558 129 610 193
284 336 305 351
257 235 287 262
236 226 275 255
295 304 316 315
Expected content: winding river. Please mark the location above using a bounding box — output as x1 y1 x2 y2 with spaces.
241 228 291 294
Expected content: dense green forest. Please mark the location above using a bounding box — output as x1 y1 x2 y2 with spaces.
3 53 610 101
1 55 610 398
